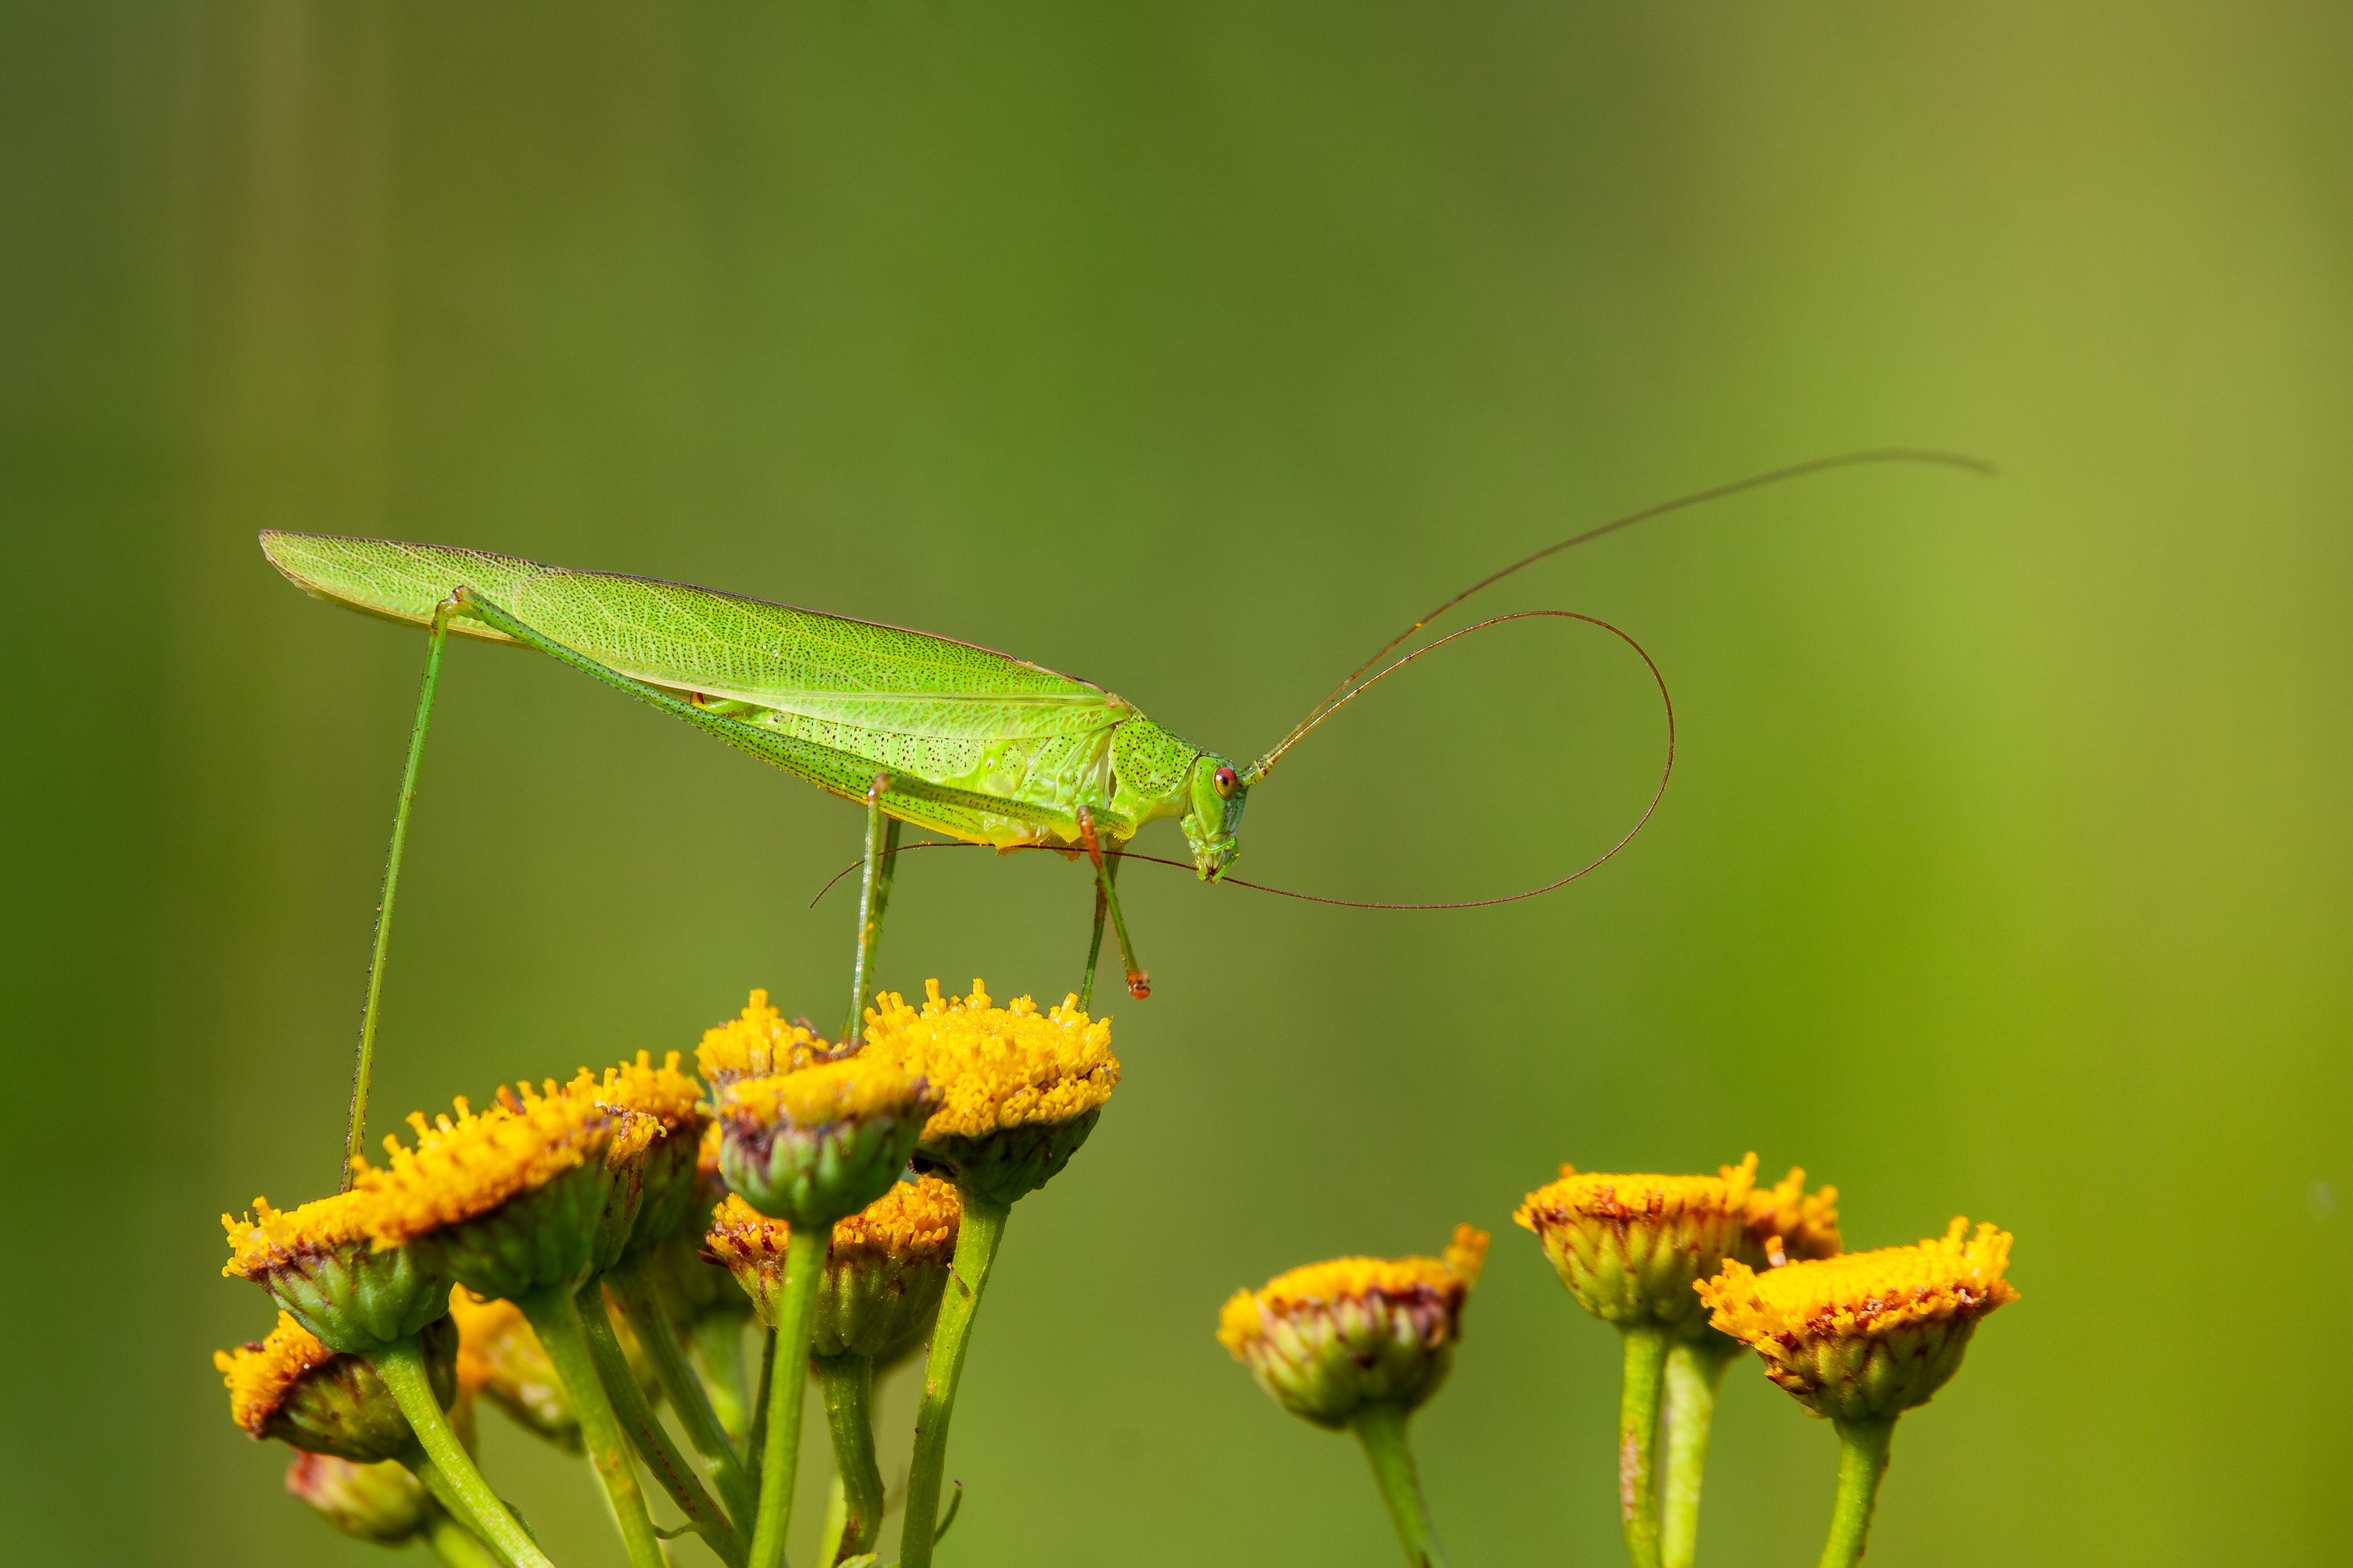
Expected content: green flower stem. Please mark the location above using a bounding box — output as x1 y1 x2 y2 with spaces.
815 1354 885 1561
897 1192 1011 1568
1816 1417 1897 1568
402 1450 516 1568
1616 1323 1672 1568
1351 1401 1451 1568
692 1313 753 1449
577 1285 746 1565
746 1327 776 1498
610 1262 758 1524
813 1476 850 1568
426 1508 510 1568
520 1286 672 1568
749 1225 829 1568
373 1335 553 1568
1659 1336 1740 1568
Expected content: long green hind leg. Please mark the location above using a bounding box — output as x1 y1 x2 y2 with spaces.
344 598 454 1190
1076 807 1149 1000
843 773 900 1043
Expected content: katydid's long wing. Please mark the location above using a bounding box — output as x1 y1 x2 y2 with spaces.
260 532 1131 843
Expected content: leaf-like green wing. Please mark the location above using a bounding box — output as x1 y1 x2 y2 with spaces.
260 532 1127 751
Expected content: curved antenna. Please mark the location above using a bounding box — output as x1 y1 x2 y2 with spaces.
811 606 1673 913
1243 446 1992 782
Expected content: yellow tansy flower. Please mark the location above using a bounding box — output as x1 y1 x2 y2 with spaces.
861 979 1119 1208
353 1073 639 1301
696 987 824 1091
1698 1218 2018 1421
1514 1155 1759 1329
221 1188 448 1356
213 1310 457 1462
592 1050 710 1265
705 1178 961 1362
1218 1225 1489 1429
715 1054 938 1229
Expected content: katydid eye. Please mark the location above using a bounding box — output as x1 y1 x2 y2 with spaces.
1213 766 1238 798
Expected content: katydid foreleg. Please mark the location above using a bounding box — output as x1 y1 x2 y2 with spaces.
1077 807 1149 1001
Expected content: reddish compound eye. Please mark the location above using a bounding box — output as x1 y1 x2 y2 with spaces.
1213 766 1238 798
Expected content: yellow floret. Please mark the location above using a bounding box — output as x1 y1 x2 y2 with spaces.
352 1075 616 1249
696 989 823 1086
717 1057 928 1129
862 979 1118 1140
221 1190 372 1281
1699 1218 2018 1350
214 1311 337 1436
1216 1225 1489 1356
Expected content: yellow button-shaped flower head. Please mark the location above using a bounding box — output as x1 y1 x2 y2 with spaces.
706 1177 961 1364
214 1310 457 1462
862 980 1119 1208
222 1187 448 1357
1513 1156 1760 1330
716 1056 939 1230
1697 1218 2019 1421
696 989 823 1094
352 1073 633 1302
588 1050 708 1270
1217 1226 1489 1430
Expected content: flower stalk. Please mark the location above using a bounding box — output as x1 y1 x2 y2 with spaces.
1351 1401 1450 1568
517 1287 672 1568
1817 1417 1895 1568
372 1334 553 1568
749 1225 829 1568
1616 1323 1670 1568
577 1284 745 1564
1659 1337 1739 1568
897 1192 1010 1568
609 1261 756 1523
815 1354 885 1563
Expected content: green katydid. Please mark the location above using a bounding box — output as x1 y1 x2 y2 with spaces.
267 448 1987 1185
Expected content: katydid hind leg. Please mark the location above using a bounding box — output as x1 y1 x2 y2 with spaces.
344 599 454 1190
1078 807 1150 1001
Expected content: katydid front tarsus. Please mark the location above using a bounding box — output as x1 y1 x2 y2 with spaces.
268 448 1987 1184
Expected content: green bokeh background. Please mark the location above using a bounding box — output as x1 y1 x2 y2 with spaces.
5 3 2348 1564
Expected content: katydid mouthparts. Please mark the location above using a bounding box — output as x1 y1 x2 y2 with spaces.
264 447 1988 1186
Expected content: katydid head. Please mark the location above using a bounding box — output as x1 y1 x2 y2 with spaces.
1180 752 1247 880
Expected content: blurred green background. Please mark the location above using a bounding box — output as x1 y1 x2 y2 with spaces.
5 2 2348 1563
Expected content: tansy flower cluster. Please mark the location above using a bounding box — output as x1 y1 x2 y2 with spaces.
213 977 1117 1568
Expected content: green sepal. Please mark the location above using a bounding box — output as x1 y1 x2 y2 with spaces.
916 1108 1100 1210
263 1237 449 1357
426 1160 615 1302
721 1110 926 1231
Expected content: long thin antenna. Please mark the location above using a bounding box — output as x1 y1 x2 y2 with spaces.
1244 447 1991 782
809 606 1675 914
